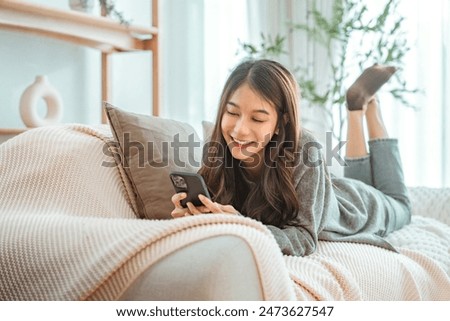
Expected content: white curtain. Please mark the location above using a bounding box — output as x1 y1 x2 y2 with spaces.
245 0 336 139
161 0 335 139
161 0 205 132
245 0 343 176
161 0 449 187
161 0 334 138
161 0 248 136
245 0 449 187
202 0 250 124
381 0 450 187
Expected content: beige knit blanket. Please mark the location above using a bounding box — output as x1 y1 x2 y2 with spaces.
0 125 294 300
1 125 449 300
287 187 450 300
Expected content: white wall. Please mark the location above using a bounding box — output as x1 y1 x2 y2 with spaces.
0 0 152 129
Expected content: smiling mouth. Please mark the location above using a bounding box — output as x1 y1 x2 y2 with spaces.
232 138 255 149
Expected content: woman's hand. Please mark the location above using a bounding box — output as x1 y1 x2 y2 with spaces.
171 193 240 218
170 193 209 218
195 194 240 215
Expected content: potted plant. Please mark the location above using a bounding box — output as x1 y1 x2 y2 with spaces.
69 0 130 25
98 0 130 25
69 0 95 13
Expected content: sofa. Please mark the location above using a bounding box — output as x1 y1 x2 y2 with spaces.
1 109 449 301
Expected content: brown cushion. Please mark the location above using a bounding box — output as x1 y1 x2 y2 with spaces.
104 103 202 219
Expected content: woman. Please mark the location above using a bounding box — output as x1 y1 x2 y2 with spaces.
171 59 411 256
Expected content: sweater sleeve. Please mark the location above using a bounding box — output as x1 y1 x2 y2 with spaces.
267 132 337 256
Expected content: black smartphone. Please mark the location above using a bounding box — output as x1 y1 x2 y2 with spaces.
169 172 211 208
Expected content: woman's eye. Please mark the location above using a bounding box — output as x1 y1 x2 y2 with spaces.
226 110 239 116
252 118 265 123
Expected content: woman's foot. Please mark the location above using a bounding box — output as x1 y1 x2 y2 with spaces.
366 96 380 115
346 64 396 111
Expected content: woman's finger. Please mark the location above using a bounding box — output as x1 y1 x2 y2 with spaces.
221 204 239 214
171 193 187 209
198 194 239 215
171 207 189 218
186 202 202 215
198 194 220 212
198 206 211 213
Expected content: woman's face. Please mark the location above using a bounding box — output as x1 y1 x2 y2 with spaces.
221 83 278 171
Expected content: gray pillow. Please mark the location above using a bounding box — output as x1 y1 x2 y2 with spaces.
104 103 202 219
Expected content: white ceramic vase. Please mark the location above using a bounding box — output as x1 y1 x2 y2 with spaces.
69 0 95 13
19 76 63 128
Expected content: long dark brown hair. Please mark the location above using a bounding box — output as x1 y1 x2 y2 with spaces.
199 59 302 227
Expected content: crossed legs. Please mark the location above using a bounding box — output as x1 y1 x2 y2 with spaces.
346 98 388 158
345 64 395 158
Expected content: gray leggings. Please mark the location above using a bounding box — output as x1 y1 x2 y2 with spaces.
344 138 411 233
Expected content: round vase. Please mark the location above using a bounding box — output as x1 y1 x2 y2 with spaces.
19 76 63 128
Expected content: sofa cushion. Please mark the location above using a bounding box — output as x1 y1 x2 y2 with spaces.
104 103 202 219
202 120 214 143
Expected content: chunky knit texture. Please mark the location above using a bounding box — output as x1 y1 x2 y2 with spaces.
0 125 294 301
0 125 449 300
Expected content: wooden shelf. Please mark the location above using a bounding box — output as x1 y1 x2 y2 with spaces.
0 128 28 135
0 0 160 128
0 0 157 53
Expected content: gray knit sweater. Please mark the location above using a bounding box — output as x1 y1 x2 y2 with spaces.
266 131 409 256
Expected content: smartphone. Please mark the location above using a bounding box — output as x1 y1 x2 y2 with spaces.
169 172 211 208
